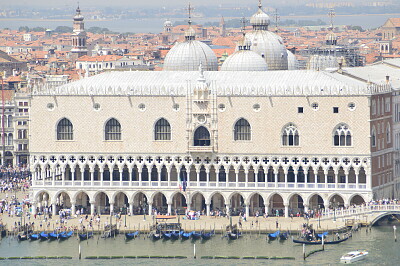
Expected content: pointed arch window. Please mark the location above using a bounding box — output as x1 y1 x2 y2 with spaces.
334 123 351 146
155 118 171 140
386 123 391 144
105 118 121 140
234 118 251 141
282 123 299 146
371 126 376 147
194 126 210 146
57 118 73 140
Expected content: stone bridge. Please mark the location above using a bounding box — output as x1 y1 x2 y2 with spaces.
317 204 400 226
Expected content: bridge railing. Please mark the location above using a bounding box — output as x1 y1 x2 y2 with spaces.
318 204 400 220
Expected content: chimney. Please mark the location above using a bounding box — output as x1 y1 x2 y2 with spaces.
386 75 390 83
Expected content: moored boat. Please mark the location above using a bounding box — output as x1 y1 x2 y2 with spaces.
29 234 40 240
39 232 49 240
79 232 93 241
125 231 139 240
48 232 59 240
181 231 193 240
293 236 349 245
170 231 181 240
191 232 201 240
268 230 280 240
340 250 368 263
201 230 214 240
279 232 289 240
17 233 28 241
59 231 73 240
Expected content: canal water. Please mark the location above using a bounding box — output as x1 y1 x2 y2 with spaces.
0 225 398 265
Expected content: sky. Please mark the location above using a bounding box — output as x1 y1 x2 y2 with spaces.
1 0 325 8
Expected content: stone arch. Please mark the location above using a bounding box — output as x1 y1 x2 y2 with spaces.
132 191 148 215
74 191 90 214
328 193 345 208
94 191 110 215
53 190 72 209
190 191 206 212
171 191 187 214
288 193 304 215
209 192 225 212
152 191 168 214
370 211 400 226
113 191 129 214
248 192 265 216
268 193 284 216
349 194 366 206
229 192 245 216
307 193 325 210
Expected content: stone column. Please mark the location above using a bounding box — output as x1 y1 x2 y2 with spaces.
110 202 114 215
158 167 162 186
303 204 309 214
148 203 153 216
52 203 56 217
244 169 249 188
129 202 134 216
215 169 220 187
90 169 94 186
304 168 308 186
334 170 339 189
196 168 200 187
206 203 211 216
235 169 239 187
90 201 95 216
255 171 259 188
138 169 142 186
119 167 124 186
129 168 133 186
100 169 104 187
274 171 278 187
264 204 270 216
284 204 289 218
284 169 288 187
355 173 359 188
31 202 37 215
61 170 65 186
167 167 171 187
41 170 45 186
167 203 172 215
51 169 55 186
294 171 298 186
245 204 250 219
324 169 328 187
71 169 76 186
206 168 210 187
71 202 76 217
225 204 231 216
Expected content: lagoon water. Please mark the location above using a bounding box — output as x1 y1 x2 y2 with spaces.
0 225 399 265
1 13 400 33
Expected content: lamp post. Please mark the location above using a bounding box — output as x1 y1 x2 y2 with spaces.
333 198 337 222
124 204 127 227
318 205 321 229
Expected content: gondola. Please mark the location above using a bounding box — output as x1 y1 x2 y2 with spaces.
0 225 7 238
59 231 73 240
79 232 93 241
29 233 40 240
125 231 139 240
201 230 214 240
279 232 289 240
191 232 201 240
162 232 172 240
316 231 328 240
268 230 280 240
48 232 59 240
151 232 162 241
227 231 241 240
17 233 28 241
170 231 181 240
293 236 349 245
181 231 193 240
39 232 49 240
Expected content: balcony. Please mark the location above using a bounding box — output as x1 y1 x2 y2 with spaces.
188 146 214 153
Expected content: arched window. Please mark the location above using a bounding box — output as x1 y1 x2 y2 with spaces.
7 133 13 145
194 126 210 146
7 115 12 128
387 123 391 144
57 118 73 140
282 123 299 146
334 124 352 146
371 126 376 147
105 118 121 140
234 118 251 141
154 118 171 140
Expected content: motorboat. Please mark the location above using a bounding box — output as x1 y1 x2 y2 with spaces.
340 250 368 263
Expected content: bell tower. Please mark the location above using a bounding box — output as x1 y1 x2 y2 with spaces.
71 5 88 59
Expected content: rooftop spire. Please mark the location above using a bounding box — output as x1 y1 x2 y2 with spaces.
258 0 262 9
187 2 194 26
185 2 196 41
328 8 335 30
273 8 280 33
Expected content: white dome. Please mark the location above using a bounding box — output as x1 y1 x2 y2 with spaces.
287 50 299 70
245 30 288 70
163 40 218 71
164 20 173 27
221 50 268 71
250 6 270 29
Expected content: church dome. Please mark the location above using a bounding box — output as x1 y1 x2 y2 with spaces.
250 4 270 30
164 20 173 27
221 50 268 71
245 30 288 70
163 40 218 71
287 50 299 70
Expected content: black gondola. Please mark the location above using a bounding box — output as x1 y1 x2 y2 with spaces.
201 230 214 240
170 231 181 240
125 231 139 240
17 233 28 241
39 232 49 240
48 232 59 240
29 234 40 240
292 236 349 245
162 232 172 240
191 232 201 240
226 224 241 240
268 230 280 240
279 232 289 240
79 232 93 241
181 231 193 240
151 232 162 241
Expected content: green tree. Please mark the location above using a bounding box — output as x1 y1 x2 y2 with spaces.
18 26 30 32
54 26 73 33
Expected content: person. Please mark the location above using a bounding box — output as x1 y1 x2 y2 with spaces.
275 209 279 217
276 220 279 229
